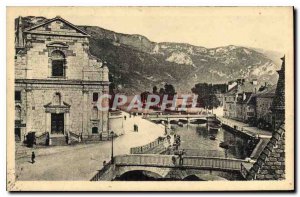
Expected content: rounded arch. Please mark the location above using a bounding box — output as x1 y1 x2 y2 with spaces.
92 127 98 134
116 170 163 181
50 50 66 77
51 50 65 59
183 173 228 181
183 175 203 181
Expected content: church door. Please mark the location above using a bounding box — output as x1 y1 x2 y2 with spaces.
51 113 64 135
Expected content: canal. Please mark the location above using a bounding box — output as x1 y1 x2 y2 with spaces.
171 123 255 159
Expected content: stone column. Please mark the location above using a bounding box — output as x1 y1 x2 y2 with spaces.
46 112 51 145
65 112 70 144
25 89 32 134
82 89 89 136
101 86 109 140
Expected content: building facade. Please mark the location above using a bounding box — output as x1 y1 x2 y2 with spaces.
223 89 237 119
223 79 261 121
235 92 256 122
256 86 276 128
14 16 110 144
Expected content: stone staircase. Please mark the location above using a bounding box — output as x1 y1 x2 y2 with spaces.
50 135 68 146
69 131 81 144
36 132 48 145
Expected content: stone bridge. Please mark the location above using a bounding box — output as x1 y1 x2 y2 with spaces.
91 154 251 181
143 114 216 124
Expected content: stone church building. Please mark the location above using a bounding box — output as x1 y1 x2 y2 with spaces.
14 16 110 145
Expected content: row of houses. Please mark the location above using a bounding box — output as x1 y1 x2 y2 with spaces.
223 78 277 130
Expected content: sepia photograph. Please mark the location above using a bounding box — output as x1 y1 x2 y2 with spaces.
6 6 294 191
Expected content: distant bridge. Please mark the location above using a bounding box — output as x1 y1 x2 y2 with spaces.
91 154 251 181
143 114 216 123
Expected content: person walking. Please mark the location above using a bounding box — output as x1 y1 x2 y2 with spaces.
178 149 185 165
31 151 35 164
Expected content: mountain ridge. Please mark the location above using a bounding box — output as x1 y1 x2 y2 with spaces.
18 16 281 94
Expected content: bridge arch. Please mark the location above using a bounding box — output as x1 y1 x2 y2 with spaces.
183 173 228 181
116 170 164 181
183 174 203 181
116 166 167 180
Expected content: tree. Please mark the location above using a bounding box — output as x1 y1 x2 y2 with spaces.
152 86 158 94
191 83 220 109
159 88 165 95
164 83 176 96
202 94 220 110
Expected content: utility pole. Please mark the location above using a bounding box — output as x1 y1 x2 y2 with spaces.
110 131 114 163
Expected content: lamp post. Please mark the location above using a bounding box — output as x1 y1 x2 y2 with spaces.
110 131 114 164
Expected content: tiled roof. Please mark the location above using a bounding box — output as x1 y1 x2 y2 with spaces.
246 123 285 180
256 85 276 98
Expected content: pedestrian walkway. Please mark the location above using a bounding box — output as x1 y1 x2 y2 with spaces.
217 117 272 139
15 111 165 181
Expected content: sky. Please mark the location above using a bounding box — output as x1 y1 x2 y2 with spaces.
9 7 293 52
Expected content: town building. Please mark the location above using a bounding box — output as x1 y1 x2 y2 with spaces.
223 85 238 119
223 79 263 122
236 92 256 123
256 85 276 129
14 16 110 145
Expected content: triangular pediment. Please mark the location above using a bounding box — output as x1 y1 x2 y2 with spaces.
24 16 90 37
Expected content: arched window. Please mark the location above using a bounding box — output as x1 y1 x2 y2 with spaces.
51 50 65 77
92 127 98 134
53 92 61 105
15 106 21 120
92 106 98 119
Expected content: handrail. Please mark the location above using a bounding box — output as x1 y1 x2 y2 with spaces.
176 149 229 158
130 137 165 154
35 132 48 139
69 131 80 138
115 154 246 171
90 160 112 181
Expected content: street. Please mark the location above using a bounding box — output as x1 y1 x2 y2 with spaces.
15 113 164 181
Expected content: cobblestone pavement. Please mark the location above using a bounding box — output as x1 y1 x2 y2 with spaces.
15 113 164 181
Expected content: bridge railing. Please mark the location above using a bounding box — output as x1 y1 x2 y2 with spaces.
115 154 174 167
181 149 227 158
143 112 216 118
90 160 112 181
183 156 243 171
130 137 165 154
115 154 246 171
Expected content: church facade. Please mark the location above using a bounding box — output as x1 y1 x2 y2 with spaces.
14 16 110 145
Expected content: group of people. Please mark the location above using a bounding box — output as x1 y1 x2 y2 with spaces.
172 149 186 166
173 134 181 150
